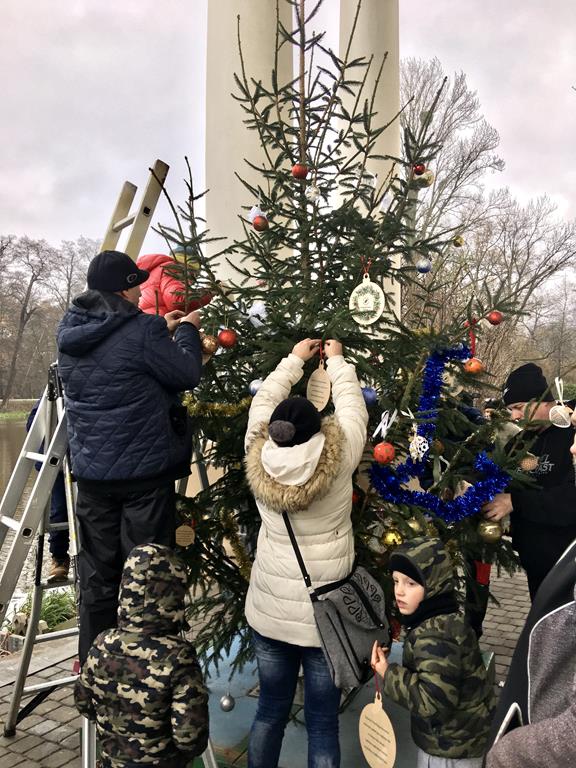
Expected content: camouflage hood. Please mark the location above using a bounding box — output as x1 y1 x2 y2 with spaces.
390 536 455 599
117 544 188 634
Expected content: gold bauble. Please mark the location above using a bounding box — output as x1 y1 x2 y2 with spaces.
406 517 424 535
430 439 445 456
381 529 403 548
426 521 438 537
453 235 465 247
477 519 503 543
200 333 220 355
519 454 539 472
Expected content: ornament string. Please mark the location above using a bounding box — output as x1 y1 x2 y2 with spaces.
360 256 373 275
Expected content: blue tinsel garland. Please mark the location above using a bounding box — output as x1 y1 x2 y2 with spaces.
370 345 508 523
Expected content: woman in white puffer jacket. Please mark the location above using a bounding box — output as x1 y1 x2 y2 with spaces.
244 338 368 768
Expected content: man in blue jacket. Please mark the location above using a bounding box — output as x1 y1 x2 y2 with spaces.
57 250 203 663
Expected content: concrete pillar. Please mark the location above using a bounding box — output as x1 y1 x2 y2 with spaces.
205 1 292 281
339 0 401 318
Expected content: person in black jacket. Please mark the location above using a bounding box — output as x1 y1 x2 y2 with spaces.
482 363 576 600
57 250 203 663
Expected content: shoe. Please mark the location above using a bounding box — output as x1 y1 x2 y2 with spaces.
48 556 70 583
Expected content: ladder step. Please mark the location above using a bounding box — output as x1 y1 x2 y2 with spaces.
34 627 78 644
0 516 20 532
24 452 48 463
23 674 77 695
38 578 75 590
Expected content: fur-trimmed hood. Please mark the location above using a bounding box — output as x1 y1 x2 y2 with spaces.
244 416 344 513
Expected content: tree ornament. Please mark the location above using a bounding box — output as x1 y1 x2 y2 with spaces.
349 272 385 326
200 333 220 356
414 170 435 188
413 162 426 176
519 453 539 472
361 386 378 406
406 517 424 535
373 441 396 464
247 300 267 328
359 692 397 768
218 328 238 348
291 163 309 179
409 433 429 462
426 521 438 537
219 692 236 712
306 358 331 411
249 379 264 395
487 310 504 325
352 489 362 505
477 519 503 543
416 257 432 274
463 357 484 375
452 235 465 247
304 184 321 202
381 528 403 548
549 377 573 428
252 215 269 232
175 524 196 547
430 439 444 456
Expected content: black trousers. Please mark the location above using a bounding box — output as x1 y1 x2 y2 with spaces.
76 483 176 664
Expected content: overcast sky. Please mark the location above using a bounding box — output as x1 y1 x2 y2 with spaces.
0 0 574 252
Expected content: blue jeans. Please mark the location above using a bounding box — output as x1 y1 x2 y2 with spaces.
248 630 341 768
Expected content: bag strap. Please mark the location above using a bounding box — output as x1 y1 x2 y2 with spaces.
282 511 318 600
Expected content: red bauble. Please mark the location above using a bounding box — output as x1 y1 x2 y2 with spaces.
252 215 269 232
413 162 426 176
463 357 485 375
217 329 238 349
463 318 477 328
390 617 402 641
487 310 504 326
352 489 361 505
291 163 309 180
373 441 396 464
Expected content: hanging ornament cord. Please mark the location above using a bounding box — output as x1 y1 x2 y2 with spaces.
361 256 373 277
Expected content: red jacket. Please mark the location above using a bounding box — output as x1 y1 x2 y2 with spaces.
137 254 212 317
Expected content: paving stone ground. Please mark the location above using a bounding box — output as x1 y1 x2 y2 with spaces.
0 566 532 767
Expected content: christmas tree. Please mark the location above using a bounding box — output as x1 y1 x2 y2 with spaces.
157 0 534 670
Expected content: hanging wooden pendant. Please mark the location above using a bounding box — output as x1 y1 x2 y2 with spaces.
175 524 196 547
349 273 385 326
306 360 331 411
359 692 397 768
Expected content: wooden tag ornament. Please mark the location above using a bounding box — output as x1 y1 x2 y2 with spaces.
349 273 385 326
175 524 196 547
306 360 331 411
359 692 397 768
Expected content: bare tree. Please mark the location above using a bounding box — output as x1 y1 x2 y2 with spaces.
0 237 58 408
46 237 99 312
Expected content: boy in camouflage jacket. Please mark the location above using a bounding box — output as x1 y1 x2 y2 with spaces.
74 544 209 768
371 538 494 768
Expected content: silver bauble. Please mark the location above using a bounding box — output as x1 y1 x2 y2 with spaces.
220 692 236 712
304 184 321 203
249 379 264 395
416 257 432 274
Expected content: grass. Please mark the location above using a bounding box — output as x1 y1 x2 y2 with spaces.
5 588 77 634
0 411 27 422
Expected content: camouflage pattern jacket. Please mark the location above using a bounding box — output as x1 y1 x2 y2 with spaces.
382 538 495 759
74 544 209 768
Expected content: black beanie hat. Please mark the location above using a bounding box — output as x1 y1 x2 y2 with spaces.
268 396 321 447
502 363 553 406
389 553 425 586
87 250 150 293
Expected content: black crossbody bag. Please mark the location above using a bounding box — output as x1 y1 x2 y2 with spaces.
282 511 392 689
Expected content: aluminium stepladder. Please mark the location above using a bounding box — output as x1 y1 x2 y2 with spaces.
0 158 221 768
